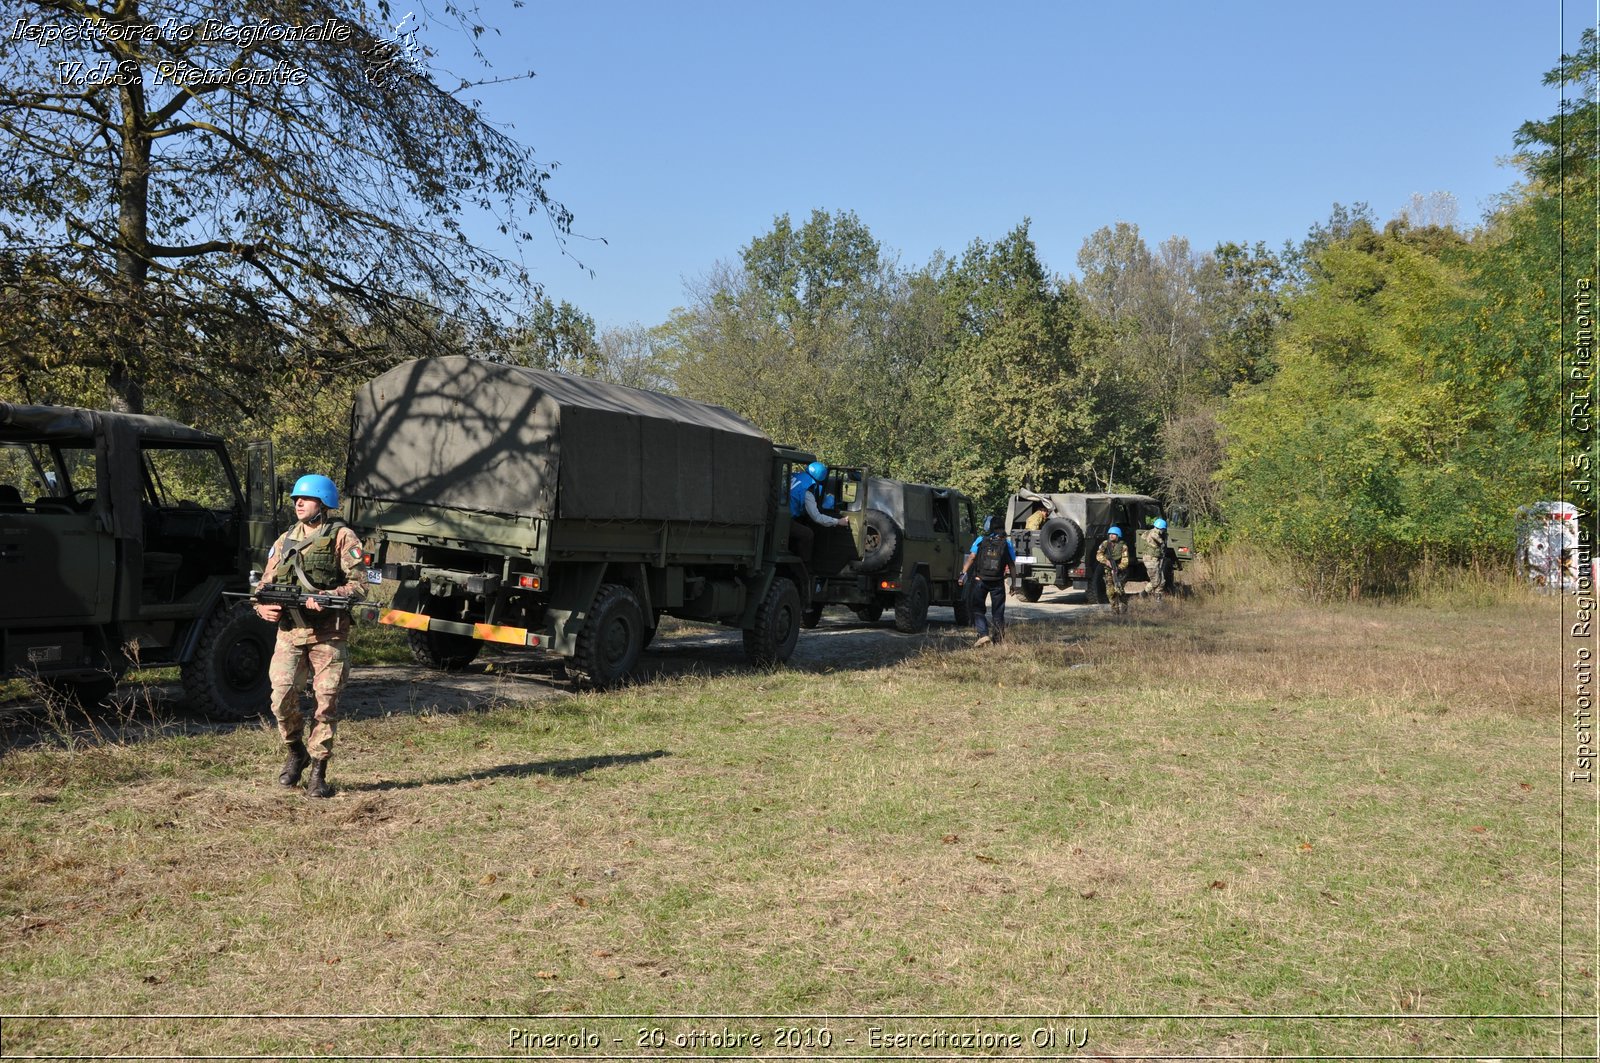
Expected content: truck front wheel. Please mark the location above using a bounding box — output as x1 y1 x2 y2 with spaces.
182 601 274 721
744 577 801 665
569 583 645 688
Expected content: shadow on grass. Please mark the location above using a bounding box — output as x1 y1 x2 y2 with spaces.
349 749 671 792
0 594 1102 752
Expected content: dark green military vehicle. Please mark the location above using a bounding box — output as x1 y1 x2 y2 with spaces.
343 357 810 687
800 469 975 633
1002 491 1195 603
0 404 276 717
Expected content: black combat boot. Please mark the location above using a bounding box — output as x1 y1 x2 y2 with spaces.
305 756 334 799
278 740 310 787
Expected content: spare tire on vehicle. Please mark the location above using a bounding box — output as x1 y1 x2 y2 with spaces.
1037 517 1082 565
858 508 902 573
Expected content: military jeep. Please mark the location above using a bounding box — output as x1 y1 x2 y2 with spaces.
0 404 277 718
801 468 976 633
1002 491 1194 603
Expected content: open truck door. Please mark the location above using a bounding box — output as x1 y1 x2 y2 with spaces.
244 440 280 576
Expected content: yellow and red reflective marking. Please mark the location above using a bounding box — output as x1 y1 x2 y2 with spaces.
474 622 530 646
379 609 431 631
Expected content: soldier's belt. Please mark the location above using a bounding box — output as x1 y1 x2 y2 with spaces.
252 584 352 611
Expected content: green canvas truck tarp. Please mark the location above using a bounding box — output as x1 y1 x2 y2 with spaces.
346 357 775 525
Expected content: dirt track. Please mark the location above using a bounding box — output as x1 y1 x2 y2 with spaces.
0 586 1103 742
338 585 1100 719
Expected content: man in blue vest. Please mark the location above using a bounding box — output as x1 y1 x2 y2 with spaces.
959 515 1016 646
788 461 848 566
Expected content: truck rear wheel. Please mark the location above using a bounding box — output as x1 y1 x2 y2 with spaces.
407 629 482 671
801 605 824 629
851 603 884 624
182 600 274 721
858 509 901 573
569 584 644 688
1015 579 1043 603
893 574 930 634
744 577 800 665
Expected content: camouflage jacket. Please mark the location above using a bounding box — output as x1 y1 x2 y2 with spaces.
1096 538 1128 572
258 520 368 642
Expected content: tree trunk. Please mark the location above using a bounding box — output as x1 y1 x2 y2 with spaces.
110 35 150 414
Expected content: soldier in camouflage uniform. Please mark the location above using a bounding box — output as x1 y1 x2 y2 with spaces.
1142 518 1168 601
253 474 367 798
1095 526 1131 616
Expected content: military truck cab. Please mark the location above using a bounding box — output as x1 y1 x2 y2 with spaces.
0 404 274 716
1003 491 1194 603
801 468 975 633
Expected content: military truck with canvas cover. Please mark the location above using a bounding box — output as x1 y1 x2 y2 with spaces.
801 469 976 633
1002 491 1195 603
344 357 809 686
0 403 275 717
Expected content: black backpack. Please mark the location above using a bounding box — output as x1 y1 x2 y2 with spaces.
973 534 1009 579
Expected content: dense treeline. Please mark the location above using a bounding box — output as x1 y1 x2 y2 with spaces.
2 30 1590 597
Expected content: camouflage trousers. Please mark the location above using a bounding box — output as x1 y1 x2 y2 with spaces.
268 634 348 760
1144 558 1167 597
1106 571 1129 613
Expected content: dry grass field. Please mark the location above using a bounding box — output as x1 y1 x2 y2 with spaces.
0 576 1591 1059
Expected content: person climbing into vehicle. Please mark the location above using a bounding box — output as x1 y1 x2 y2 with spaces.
1142 518 1169 601
959 515 1016 646
1023 500 1051 531
1096 525 1131 616
788 460 848 566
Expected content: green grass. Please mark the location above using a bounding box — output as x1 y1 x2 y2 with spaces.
0 590 1590 1059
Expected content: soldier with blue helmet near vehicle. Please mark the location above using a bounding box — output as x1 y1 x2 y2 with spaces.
959 515 1016 646
1096 525 1131 616
1143 518 1169 601
788 460 848 567
253 474 367 798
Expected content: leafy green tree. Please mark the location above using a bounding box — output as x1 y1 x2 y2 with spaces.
929 221 1097 511
665 210 942 475
0 0 574 415
1515 27 1598 201
1218 221 1554 595
1204 240 1290 389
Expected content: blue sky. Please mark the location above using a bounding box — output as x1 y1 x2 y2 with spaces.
425 2 1584 334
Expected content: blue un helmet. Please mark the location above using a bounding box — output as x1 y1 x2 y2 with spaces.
1154 518 1167 530
1107 525 1123 538
290 474 340 510
806 461 829 484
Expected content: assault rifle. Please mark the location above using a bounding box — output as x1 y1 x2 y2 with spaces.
252 583 352 611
